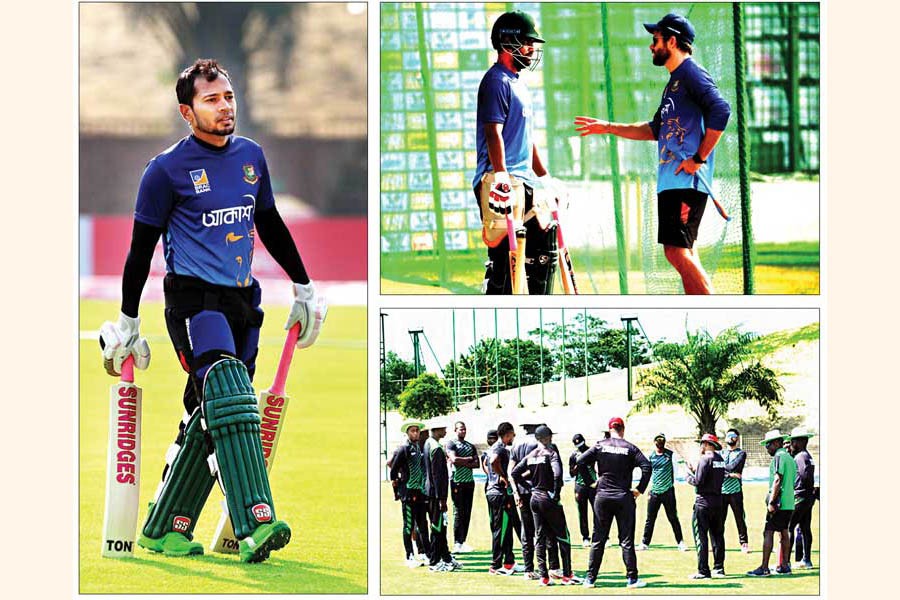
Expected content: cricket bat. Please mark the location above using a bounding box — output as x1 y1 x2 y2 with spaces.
101 355 142 558
506 205 527 295
210 323 300 553
552 205 578 294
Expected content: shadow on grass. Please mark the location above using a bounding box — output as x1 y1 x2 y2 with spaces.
124 553 366 593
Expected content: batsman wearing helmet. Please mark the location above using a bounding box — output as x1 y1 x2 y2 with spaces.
98 59 327 563
474 10 566 295
575 13 731 294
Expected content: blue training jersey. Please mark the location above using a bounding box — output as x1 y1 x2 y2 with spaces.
473 63 536 188
134 135 276 287
648 58 731 194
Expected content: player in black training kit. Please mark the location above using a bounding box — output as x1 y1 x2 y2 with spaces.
685 434 727 580
720 428 750 552
424 422 458 572
788 427 817 569
445 422 479 553
511 426 581 586
487 422 519 574
577 417 651 589
569 434 598 547
390 421 431 567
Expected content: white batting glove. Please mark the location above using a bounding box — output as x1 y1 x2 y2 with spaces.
99 313 151 376
488 171 512 217
539 174 569 210
286 281 328 348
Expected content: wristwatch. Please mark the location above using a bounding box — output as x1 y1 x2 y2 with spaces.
692 152 706 164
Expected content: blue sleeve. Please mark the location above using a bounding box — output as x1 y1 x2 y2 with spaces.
256 151 276 212
134 158 175 228
477 75 510 125
648 103 663 140
686 64 731 131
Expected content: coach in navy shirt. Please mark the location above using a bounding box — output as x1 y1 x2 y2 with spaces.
575 13 731 294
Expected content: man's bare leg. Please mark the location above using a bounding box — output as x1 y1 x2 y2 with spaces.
663 245 712 294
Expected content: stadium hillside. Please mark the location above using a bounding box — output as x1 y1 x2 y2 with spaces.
383 323 819 464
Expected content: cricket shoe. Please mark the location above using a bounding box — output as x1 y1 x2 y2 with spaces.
626 578 647 588
582 576 598 588
511 562 525 573
239 520 291 563
678 541 688 552
429 561 446 571
799 560 814 569
582 537 591 547
539 577 553 586
688 572 711 580
635 542 649 551
456 542 474 553
561 574 583 585
452 542 463 553
523 571 541 581
712 568 726 578
489 565 515 576
406 555 423 568
740 543 750 553
442 561 459 572
775 564 792 575
448 558 463 569
746 566 771 577
549 568 564 579
137 531 203 557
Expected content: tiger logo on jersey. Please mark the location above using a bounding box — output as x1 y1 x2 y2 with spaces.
190 169 211 193
242 164 259 184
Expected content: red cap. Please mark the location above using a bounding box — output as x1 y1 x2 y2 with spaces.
608 417 624 429
697 433 722 450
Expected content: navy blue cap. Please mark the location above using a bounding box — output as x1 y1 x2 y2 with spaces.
644 13 696 45
535 425 554 439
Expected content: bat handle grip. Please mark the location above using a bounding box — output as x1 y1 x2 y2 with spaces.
120 355 135 384
272 323 301 396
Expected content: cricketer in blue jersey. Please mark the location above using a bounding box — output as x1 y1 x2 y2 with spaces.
98 59 327 563
575 13 732 295
474 10 569 295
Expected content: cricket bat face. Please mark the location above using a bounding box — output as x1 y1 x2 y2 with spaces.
258 389 290 471
101 378 142 558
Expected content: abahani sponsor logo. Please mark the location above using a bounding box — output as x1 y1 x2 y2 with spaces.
172 515 191 533
202 194 255 227
252 503 273 523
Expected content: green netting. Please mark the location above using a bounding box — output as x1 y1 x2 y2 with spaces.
380 2 757 294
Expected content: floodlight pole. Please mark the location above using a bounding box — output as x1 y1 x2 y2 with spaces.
621 316 639 402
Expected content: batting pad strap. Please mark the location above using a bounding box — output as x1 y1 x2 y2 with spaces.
141 409 215 540
202 358 276 539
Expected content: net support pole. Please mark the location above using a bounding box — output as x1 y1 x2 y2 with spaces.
516 308 523 408
414 4 449 286
600 3 628 294
733 3 755 294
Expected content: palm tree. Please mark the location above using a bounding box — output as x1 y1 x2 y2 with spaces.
632 327 783 435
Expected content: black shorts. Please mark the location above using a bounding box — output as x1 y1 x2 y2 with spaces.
764 509 793 532
657 188 708 248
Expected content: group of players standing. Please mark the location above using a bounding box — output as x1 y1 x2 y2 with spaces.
390 418 817 587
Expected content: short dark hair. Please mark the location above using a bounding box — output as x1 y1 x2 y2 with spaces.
176 58 231 106
662 32 693 54
497 422 514 437
455 421 466 429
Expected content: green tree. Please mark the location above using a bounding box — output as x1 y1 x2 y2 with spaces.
452 338 555 401
380 351 417 410
633 327 784 435
398 373 454 420
532 314 651 379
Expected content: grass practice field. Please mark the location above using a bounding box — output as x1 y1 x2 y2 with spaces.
79 299 367 594
381 482 819 595
380 242 819 295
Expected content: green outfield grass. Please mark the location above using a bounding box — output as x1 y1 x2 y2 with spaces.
79 299 367 594
380 241 819 295
380 482 818 595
